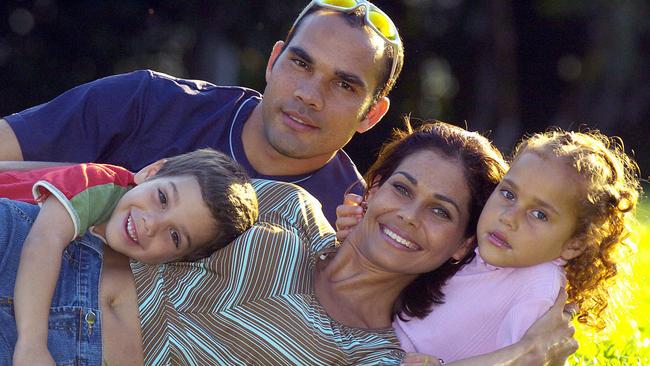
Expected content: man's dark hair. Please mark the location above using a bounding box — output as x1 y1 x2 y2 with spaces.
154 148 258 261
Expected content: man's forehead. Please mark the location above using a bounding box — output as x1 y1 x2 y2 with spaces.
289 11 386 85
294 10 386 52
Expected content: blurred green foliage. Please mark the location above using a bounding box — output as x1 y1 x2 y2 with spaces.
571 197 650 364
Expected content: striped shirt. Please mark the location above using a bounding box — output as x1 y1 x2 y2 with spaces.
132 179 404 365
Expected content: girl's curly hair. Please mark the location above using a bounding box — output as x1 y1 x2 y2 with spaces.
513 129 641 330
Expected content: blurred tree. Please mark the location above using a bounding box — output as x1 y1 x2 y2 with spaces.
0 0 648 179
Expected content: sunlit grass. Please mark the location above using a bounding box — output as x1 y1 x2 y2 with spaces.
569 197 650 365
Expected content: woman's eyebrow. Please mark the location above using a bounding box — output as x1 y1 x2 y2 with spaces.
433 193 460 214
393 171 461 213
394 171 417 184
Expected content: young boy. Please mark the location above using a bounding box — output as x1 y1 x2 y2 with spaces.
0 148 258 365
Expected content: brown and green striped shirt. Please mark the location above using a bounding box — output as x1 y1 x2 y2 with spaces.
132 179 404 365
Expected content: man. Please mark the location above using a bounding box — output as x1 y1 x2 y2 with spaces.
0 0 404 225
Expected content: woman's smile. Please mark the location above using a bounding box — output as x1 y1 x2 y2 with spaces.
380 224 420 251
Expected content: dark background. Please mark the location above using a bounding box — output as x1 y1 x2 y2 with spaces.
1 0 648 182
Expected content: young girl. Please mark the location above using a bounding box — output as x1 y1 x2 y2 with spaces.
337 128 641 364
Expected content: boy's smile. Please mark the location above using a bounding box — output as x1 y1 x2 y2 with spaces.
125 212 139 243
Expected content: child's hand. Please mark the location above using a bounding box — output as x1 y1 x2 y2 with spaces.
13 339 55 366
401 352 444 366
336 193 364 242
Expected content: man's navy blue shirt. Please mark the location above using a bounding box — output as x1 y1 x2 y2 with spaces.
5 70 364 224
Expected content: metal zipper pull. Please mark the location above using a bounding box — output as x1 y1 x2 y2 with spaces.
85 310 96 336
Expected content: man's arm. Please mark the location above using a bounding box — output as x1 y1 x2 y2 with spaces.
1 117 72 171
0 118 23 161
12 197 75 365
0 161 71 172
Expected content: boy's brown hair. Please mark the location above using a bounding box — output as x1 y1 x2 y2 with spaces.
154 148 258 261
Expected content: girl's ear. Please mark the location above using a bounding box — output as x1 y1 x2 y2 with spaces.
560 236 588 261
133 159 166 184
451 235 475 262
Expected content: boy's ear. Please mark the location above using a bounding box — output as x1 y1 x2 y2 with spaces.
451 235 475 262
560 236 588 261
134 159 166 184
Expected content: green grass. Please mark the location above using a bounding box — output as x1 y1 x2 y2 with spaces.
569 198 650 365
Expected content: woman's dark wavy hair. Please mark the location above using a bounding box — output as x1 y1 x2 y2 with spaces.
363 119 508 320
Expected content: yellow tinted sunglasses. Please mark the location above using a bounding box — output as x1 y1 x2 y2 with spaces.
293 0 401 81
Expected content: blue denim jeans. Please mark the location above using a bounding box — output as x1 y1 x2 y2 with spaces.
0 199 103 366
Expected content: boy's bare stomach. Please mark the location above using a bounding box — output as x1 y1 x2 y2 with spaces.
100 247 144 365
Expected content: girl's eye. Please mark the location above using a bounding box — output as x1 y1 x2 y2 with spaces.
392 183 410 197
499 189 515 201
158 189 168 207
170 229 180 248
432 207 451 220
530 210 548 221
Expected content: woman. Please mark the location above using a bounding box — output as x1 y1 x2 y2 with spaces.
0 122 576 365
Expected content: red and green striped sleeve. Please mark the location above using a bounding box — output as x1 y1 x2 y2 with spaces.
0 164 135 240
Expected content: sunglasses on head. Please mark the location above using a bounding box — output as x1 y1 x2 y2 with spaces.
292 0 401 82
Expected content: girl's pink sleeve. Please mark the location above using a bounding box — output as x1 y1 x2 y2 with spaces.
393 319 417 352
496 297 555 347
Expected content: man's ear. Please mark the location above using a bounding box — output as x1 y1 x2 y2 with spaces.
451 235 475 262
133 159 166 184
357 97 390 133
265 41 285 83
560 236 588 261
